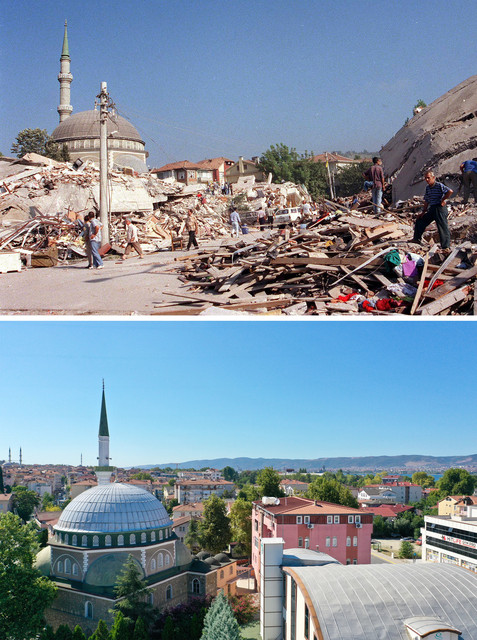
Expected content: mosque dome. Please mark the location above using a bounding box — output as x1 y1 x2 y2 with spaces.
56 483 171 534
51 110 144 144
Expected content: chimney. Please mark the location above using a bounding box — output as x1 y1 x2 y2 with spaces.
238 156 244 174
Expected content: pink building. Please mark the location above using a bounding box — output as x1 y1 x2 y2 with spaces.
252 496 373 590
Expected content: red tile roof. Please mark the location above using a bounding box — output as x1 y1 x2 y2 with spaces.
195 157 234 170
151 161 203 172
360 504 414 518
312 152 358 163
253 495 362 515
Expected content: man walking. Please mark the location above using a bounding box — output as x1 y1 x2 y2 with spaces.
186 209 199 250
363 157 385 214
460 157 477 204
230 207 241 237
122 218 143 260
89 212 103 269
81 212 93 268
413 171 453 250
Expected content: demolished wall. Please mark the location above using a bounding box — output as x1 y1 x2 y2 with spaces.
381 74 477 202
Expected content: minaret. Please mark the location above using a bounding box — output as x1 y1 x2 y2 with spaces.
98 380 110 467
8 448 11 464
19 448 22 465
57 20 73 122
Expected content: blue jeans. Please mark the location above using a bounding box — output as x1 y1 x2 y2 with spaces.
372 187 383 214
90 241 103 267
363 180 373 192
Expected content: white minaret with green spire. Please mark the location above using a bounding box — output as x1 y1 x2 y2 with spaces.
96 380 113 485
57 20 73 122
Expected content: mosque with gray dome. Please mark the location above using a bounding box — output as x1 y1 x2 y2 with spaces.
36 385 234 633
51 22 148 173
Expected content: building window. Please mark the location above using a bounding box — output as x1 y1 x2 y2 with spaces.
105 535 112 547
298 537 303 547
305 537 310 549
327 516 333 524
151 531 156 542
229 565 233 574
254 520 258 531
64 534 69 545
304 516 310 524
346 559 351 565
165 554 170 566
151 558 156 571
65 558 71 573
353 536 358 547
57 560 63 573
159 530 163 540
149 593 154 606
355 515 361 524
326 537 331 547
94 138 99 148
84 139 91 149
353 559 358 565
158 554 163 568
296 516 302 524
81 535 87 547
130 534 136 545
93 536 99 547
72 535 77 546
118 535 124 546
348 516 354 524
334 516 340 524
192 578 200 594
85 601 93 619
141 533 147 543
332 537 337 547
73 564 78 576
346 536 351 547
305 604 310 639
166 585 172 600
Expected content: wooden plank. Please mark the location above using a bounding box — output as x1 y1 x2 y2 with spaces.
425 246 460 292
425 265 477 301
372 273 393 288
162 291 232 305
271 257 379 268
410 253 429 316
331 246 397 287
418 286 470 315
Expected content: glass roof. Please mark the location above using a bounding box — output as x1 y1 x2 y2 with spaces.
56 483 171 533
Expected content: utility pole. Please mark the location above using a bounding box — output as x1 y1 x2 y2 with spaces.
99 82 110 244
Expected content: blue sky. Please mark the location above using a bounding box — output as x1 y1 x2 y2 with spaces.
0 320 475 467
1 1 476 168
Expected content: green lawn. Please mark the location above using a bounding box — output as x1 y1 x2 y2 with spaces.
240 621 261 639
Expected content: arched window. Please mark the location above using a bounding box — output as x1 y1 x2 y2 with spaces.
81 535 87 547
166 585 172 600
118 535 124 546
159 530 163 540
72 564 79 576
85 601 93 619
192 578 200 594
151 558 156 571
57 560 63 573
157 554 163 568
93 536 99 547
130 534 136 545
141 533 146 544
72 535 78 546
65 558 71 574
149 593 154 606
105 535 112 547
165 554 170 566
64 534 69 545
151 531 156 542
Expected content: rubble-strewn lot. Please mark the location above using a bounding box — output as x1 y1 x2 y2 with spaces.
1 154 477 315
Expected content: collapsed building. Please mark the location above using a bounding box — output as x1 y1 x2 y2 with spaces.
382 74 477 202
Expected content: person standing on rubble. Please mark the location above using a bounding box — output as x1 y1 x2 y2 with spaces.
186 209 199 250
122 218 144 260
266 200 275 229
257 207 267 231
89 212 103 269
81 212 93 268
460 157 477 204
230 207 241 237
413 171 453 250
363 157 385 214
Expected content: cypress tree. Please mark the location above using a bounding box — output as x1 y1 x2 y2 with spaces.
72 626 87 640
200 592 241 640
55 625 73 640
132 617 148 640
88 619 111 640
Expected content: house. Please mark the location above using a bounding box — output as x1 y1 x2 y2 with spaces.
260 538 477 640
359 503 414 521
174 479 235 504
172 502 205 521
280 479 309 496
226 157 265 184
438 495 477 517
311 152 359 172
252 496 372 591
69 479 97 500
172 515 193 544
0 493 13 514
150 161 212 185
358 487 398 504
358 482 422 504
196 158 234 184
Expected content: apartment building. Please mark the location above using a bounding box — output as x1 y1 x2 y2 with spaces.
174 479 235 504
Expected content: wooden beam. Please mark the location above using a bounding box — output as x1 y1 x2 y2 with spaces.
425 265 477 301
410 252 429 315
418 286 471 315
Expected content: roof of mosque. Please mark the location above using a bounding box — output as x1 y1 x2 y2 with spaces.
55 483 171 534
52 110 144 143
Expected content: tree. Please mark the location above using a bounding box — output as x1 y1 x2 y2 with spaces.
88 619 111 640
257 467 283 498
42 492 55 510
306 477 358 508
132 617 148 640
185 518 201 554
222 466 238 482
198 495 232 555
0 512 57 640
257 143 300 183
229 498 252 558
130 473 152 482
414 99 427 111
335 160 372 197
411 472 435 488
12 485 40 522
398 540 414 559
55 624 74 640
113 555 152 627
11 128 70 161
161 616 177 640
228 594 258 625
165 498 179 516
200 592 241 640
72 625 87 640
110 610 132 640
438 468 476 496
40 624 56 640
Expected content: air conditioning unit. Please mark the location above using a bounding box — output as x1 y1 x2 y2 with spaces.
307 524 314 529
356 523 362 529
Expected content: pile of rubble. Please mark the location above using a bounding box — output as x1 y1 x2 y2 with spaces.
154 197 477 316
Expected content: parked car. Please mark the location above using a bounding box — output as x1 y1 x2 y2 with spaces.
415 538 422 546
274 207 302 225
400 537 414 541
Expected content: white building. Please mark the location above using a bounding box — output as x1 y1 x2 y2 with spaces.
422 506 477 573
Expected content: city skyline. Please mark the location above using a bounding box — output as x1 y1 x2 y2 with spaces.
1 320 475 467
1 1 476 167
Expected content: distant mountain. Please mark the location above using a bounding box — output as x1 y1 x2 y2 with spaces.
137 454 477 472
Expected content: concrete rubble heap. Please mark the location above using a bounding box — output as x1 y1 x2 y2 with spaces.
382 74 477 202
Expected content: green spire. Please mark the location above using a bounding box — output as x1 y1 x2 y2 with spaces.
99 379 109 437
61 20 70 59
